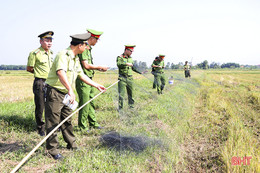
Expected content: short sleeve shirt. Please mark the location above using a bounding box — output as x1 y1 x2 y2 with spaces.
46 47 84 93
116 54 135 76
152 60 165 73
184 65 190 70
27 47 53 79
78 44 94 77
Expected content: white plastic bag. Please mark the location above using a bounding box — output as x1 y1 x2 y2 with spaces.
62 94 78 110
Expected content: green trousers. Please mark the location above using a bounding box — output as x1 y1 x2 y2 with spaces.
45 86 76 156
151 71 156 89
76 78 99 130
118 76 134 109
154 72 166 94
152 75 156 89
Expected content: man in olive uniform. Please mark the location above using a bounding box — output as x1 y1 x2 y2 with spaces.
184 61 191 78
45 33 106 160
76 29 108 132
151 54 166 94
26 31 54 136
117 45 142 110
151 56 159 89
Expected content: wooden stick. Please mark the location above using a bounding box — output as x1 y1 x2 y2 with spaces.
11 80 119 173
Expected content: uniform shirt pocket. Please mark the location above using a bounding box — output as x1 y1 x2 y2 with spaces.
68 61 74 71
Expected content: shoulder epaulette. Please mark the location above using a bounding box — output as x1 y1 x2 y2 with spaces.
65 50 70 56
86 45 91 50
33 48 41 54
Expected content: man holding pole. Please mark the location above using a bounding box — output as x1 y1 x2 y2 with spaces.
45 33 106 160
76 29 108 132
26 31 54 136
151 56 159 89
116 45 142 110
151 54 166 94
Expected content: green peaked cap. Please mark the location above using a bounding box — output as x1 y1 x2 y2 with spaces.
87 29 103 36
159 54 165 57
124 44 136 47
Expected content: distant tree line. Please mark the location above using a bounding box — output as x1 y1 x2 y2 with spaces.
132 60 259 70
195 60 241 69
0 65 26 70
1 60 259 71
194 60 259 69
133 60 148 71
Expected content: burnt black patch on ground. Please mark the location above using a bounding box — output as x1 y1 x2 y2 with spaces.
100 131 163 153
0 142 23 154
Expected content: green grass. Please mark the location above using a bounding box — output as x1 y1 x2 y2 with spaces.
0 70 31 76
182 70 260 172
0 70 259 172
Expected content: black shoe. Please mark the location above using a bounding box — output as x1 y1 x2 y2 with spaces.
52 153 64 160
79 128 90 134
94 126 104 129
83 130 90 134
67 145 78 151
129 105 134 109
38 131 45 136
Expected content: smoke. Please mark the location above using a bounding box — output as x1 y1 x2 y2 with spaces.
100 131 164 153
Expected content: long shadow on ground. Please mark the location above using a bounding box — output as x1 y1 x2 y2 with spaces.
0 114 35 132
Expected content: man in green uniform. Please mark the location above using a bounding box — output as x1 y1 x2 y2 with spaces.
76 29 108 132
45 33 106 160
151 54 166 94
184 61 191 78
117 45 142 110
151 56 159 89
26 31 54 136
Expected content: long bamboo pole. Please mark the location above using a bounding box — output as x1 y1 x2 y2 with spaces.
11 80 119 173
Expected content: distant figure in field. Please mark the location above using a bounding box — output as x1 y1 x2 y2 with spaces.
26 31 54 136
44 33 106 160
151 54 166 94
184 61 191 78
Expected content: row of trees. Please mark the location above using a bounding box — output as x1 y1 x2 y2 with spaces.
1 61 259 71
196 60 240 69
132 60 259 70
0 65 26 70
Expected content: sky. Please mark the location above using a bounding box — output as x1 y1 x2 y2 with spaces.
0 0 259 67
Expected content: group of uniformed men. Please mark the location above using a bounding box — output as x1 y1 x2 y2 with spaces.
26 29 191 160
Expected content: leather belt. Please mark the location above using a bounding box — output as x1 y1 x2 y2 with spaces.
35 77 46 81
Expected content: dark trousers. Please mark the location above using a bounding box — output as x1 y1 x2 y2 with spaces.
45 86 77 156
185 70 191 78
33 78 46 132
